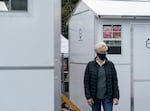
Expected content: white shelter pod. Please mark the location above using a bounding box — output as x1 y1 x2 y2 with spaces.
0 0 61 111
69 0 150 111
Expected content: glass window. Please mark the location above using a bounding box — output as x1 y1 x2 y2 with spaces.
0 0 27 11
104 40 121 54
103 25 122 54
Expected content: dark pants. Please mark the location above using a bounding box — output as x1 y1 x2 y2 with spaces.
92 98 113 111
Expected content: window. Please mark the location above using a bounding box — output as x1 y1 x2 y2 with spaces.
0 0 27 11
103 25 122 54
104 40 121 54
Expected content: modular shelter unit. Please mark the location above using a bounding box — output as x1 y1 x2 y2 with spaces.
0 0 61 111
69 0 150 111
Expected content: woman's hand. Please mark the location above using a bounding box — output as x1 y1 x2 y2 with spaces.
87 98 94 106
113 98 119 105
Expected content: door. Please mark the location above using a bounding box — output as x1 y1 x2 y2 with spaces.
132 24 150 111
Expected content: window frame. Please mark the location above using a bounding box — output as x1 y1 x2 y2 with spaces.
0 0 28 12
103 24 122 55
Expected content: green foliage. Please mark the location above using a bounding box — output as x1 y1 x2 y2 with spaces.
62 0 79 38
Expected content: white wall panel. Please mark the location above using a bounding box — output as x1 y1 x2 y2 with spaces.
134 82 150 111
132 24 150 80
0 70 54 111
0 0 54 66
0 0 61 111
70 63 91 111
69 9 95 64
114 65 130 111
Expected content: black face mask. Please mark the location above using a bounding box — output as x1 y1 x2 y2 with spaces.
97 53 106 60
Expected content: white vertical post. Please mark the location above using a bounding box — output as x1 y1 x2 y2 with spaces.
54 0 61 111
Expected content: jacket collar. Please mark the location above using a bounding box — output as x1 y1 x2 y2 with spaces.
94 56 108 66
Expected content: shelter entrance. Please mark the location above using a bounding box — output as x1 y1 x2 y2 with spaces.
132 24 150 111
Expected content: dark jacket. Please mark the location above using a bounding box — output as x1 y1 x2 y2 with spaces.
84 58 119 101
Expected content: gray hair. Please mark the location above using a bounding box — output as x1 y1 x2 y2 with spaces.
95 42 108 52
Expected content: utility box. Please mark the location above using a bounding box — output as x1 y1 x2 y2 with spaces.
0 0 61 111
69 0 150 111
